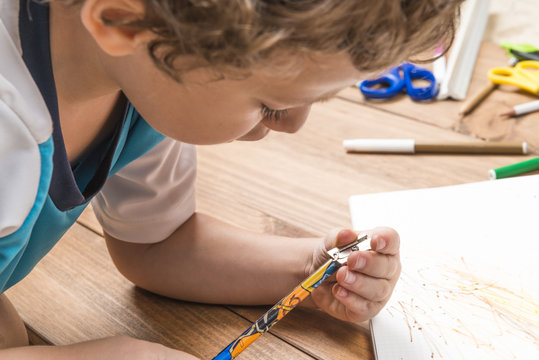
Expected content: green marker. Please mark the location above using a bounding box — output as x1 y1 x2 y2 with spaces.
489 157 539 180
500 41 539 55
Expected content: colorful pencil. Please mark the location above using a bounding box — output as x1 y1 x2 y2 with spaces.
212 235 369 360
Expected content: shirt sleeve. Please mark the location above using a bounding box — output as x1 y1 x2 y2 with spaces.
91 137 197 244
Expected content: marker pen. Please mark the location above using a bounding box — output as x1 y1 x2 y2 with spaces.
488 157 539 180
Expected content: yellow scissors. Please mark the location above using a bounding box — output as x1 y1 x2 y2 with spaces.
488 60 539 95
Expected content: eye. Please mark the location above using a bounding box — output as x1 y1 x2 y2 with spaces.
260 104 288 121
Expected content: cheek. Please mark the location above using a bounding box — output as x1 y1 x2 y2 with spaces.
121 69 264 143
139 102 264 144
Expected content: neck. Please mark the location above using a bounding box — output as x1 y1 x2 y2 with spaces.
49 2 125 164
49 1 120 106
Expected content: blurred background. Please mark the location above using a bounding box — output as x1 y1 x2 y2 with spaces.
486 0 539 43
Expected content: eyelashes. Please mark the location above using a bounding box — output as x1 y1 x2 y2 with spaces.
260 104 288 121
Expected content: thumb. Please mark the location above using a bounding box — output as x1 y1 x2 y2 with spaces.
310 229 359 275
324 228 358 250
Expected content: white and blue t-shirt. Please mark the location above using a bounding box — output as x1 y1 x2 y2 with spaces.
0 0 197 294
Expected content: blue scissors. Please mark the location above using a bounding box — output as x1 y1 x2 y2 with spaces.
358 62 438 101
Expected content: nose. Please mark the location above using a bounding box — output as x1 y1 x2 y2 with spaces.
262 105 311 134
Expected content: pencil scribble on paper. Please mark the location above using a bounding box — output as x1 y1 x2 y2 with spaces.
384 254 539 359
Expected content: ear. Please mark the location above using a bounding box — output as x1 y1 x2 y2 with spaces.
80 0 153 56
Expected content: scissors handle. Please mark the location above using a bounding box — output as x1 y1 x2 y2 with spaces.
359 63 437 101
488 60 539 94
359 66 405 99
516 61 539 77
401 63 438 101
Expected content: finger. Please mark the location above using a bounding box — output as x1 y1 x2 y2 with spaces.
336 266 395 301
311 280 372 323
332 284 385 322
325 228 358 250
362 227 400 255
346 250 401 280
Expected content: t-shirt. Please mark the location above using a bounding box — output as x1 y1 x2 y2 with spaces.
0 0 196 294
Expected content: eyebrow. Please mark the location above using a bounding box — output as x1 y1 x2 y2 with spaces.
312 89 342 104
271 88 343 108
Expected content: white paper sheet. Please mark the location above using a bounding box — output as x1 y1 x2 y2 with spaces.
349 175 539 359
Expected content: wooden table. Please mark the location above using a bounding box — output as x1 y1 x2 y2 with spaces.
6 42 539 359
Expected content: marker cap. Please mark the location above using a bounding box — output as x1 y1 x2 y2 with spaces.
343 139 415 153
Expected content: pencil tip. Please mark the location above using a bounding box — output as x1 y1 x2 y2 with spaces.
500 110 515 118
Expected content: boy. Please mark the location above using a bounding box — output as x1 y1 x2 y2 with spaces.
0 0 462 358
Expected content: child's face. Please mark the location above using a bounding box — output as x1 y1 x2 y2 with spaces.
115 51 361 145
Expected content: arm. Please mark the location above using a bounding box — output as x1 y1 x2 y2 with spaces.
95 138 400 320
92 137 314 304
105 212 318 304
0 336 199 360
0 293 197 359
105 213 401 324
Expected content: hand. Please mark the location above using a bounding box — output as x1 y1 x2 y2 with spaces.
307 227 401 323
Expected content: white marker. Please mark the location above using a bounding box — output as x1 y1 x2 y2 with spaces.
343 139 528 155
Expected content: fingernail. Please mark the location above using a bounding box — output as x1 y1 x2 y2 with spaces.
376 238 386 251
337 287 348 298
354 256 366 270
344 270 356 284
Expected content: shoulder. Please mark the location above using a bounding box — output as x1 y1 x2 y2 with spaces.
0 15 53 237
93 138 197 243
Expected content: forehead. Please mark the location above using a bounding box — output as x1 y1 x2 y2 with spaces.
250 52 362 105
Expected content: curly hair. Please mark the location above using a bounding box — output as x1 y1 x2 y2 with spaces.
61 0 464 81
